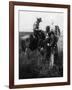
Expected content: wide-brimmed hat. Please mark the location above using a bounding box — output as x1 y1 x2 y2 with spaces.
37 18 42 22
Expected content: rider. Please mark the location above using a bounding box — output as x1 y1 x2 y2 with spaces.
33 18 42 38
33 18 42 31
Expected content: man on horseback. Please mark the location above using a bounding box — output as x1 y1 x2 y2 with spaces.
29 17 45 51
33 18 42 38
33 17 42 31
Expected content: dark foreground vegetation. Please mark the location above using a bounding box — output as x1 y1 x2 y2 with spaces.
19 32 63 79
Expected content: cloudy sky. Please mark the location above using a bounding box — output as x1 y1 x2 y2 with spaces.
18 10 64 32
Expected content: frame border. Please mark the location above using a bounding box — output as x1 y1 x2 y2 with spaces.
9 1 70 89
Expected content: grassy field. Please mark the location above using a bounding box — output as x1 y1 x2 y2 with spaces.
19 32 63 79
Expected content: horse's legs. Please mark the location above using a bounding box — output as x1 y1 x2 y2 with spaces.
25 48 27 55
49 52 54 69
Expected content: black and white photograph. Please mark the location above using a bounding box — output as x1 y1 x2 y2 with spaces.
19 10 63 79
9 2 70 88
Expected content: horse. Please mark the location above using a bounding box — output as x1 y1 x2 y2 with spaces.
29 29 45 51
21 35 30 54
21 29 45 55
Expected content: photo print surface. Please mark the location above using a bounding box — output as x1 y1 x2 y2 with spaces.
19 10 63 79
